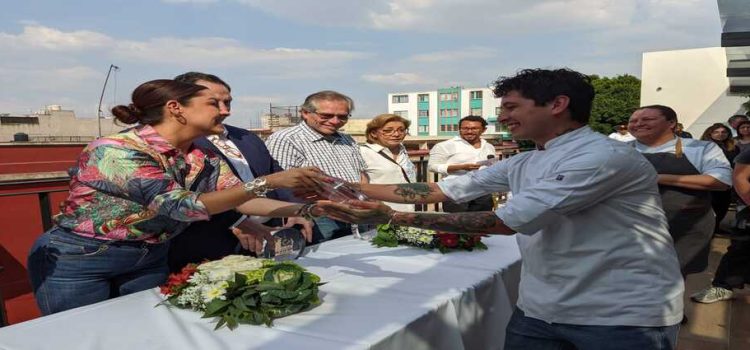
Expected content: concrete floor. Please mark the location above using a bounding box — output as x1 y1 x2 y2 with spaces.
678 210 750 350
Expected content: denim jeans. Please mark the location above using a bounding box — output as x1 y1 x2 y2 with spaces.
504 308 680 350
27 227 170 315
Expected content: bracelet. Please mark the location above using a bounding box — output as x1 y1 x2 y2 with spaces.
296 203 320 221
243 177 270 197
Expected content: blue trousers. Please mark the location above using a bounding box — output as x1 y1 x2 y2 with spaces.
27 227 169 315
505 308 680 350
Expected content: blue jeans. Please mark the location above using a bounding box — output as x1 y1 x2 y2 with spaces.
27 227 169 315
505 308 680 350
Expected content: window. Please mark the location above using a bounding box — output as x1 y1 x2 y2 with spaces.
394 110 408 118
418 110 429 117
439 109 447 117
439 92 458 101
392 95 408 103
418 125 428 133
450 109 458 117
418 94 429 102
495 107 502 116
470 108 482 116
470 90 483 99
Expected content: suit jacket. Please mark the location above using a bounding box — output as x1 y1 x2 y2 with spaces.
167 125 292 272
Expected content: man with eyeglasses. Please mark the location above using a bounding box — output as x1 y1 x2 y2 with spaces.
267 90 368 243
428 115 497 212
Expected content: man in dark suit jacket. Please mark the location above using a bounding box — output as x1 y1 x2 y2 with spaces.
167 72 310 272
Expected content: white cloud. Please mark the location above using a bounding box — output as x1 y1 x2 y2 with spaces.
362 72 436 85
408 47 498 63
0 25 113 51
113 37 368 67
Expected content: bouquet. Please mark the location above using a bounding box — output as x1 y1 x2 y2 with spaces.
159 255 323 330
372 224 488 253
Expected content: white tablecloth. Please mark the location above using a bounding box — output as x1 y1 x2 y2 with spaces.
0 235 521 350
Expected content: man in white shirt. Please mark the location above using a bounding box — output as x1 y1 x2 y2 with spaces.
319 68 683 349
608 124 635 142
428 115 497 212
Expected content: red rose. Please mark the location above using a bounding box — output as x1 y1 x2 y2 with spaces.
437 233 459 248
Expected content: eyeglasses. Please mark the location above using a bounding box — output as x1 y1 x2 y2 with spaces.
380 128 408 135
312 111 350 121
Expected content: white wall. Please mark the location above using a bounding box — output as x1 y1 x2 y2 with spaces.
641 47 747 136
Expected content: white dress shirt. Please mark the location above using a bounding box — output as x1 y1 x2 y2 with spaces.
608 132 636 142
360 143 416 212
438 126 683 327
427 137 496 180
207 128 269 224
633 137 732 185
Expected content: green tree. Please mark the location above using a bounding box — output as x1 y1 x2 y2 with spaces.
588 74 641 135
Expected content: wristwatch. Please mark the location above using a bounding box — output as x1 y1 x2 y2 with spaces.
243 177 272 197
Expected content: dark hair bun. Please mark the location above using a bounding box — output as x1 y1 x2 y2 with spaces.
111 104 140 124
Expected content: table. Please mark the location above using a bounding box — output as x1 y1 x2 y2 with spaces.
0 234 521 350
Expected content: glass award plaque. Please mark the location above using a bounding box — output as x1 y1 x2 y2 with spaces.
314 177 369 202
262 228 306 261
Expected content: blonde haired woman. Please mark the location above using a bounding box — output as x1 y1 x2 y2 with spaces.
360 114 416 212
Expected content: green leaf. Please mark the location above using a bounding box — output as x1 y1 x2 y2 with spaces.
235 272 248 286
256 281 284 291
203 299 231 318
214 317 227 330
225 315 239 330
294 289 313 302
233 296 251 312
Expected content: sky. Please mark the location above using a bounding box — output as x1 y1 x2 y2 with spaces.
0 0 723 128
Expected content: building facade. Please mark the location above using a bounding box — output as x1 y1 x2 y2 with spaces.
387 87 506 137
640 47 748 136
0 106 121 143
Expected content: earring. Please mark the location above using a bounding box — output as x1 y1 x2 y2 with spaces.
175 113 187 125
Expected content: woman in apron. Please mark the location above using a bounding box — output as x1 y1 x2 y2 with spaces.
629 105 732 275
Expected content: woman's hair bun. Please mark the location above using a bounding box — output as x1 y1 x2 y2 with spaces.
111 104 141 124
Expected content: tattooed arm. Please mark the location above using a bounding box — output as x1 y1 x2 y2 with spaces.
392 211 514 235
318 200 514 235
354 183 448 204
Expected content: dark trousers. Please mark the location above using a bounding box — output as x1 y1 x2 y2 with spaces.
504 308 679 350
442 194 494 213
712 189 732 231
712 238 750 289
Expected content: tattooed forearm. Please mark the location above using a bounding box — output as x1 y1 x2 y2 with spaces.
393 211 515 235
393 183 438 203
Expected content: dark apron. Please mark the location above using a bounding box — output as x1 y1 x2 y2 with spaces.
643 152 714 275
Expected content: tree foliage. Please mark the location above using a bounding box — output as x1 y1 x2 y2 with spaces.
588 74 641 135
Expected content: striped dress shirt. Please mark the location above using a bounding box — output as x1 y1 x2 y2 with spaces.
266 122 366 182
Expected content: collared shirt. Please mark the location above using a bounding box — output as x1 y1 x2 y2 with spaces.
266 122 366 182
427 136 496 180
438 126 683 326
207 127 254 182
633 136 732 185
55 125 241 243
608 132 636 142
360 143 416 212
206 126 270 224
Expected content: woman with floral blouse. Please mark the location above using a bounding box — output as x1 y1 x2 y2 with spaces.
27 79 323 315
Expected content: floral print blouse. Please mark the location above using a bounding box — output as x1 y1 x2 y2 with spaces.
54 125 242 243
